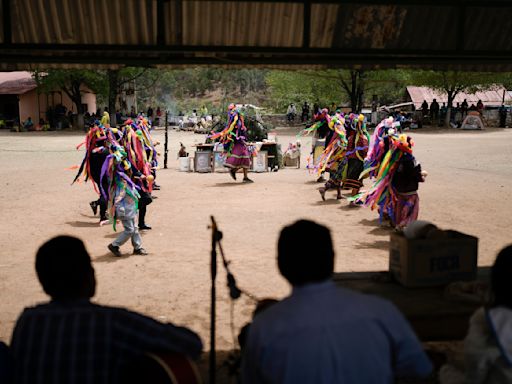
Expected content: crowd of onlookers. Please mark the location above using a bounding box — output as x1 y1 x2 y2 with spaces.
284 98 511 129
0 219 510 383
5 105 167 133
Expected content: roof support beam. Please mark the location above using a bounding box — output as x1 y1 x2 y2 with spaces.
175 0 183 45
2 0 12 44
157 0 165 45
456 5 466 52
2 43 511 57
189 0 511 6
303 1 310 48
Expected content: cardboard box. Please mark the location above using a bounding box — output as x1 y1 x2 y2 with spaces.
389 231 478 287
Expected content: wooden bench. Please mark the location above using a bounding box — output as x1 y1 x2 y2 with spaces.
333 269 490 341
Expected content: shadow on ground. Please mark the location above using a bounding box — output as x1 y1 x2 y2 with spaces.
338 203 361 211
93 253 129 263
359 218 381 227
354 240 389 250
210 182 251 187
368 226 393 236
312 199 340 206
66 221 101 228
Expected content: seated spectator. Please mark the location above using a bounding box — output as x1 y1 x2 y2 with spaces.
440 245 512 384
242 220 433 384
34 118 45 131
238 298 279 351
0 341 12 383
10 236 202 384
23 117 34 131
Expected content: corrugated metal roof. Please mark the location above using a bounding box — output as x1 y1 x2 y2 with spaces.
0 71 37 94
2 1 512 70
406 85 509 108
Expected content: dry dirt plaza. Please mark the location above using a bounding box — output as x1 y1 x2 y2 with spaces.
0 126 511 356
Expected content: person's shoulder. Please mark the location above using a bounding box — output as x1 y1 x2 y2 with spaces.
98 304 163 324
470 306 487 326
17 302 52 317
337 286 391 305
334 286 403 319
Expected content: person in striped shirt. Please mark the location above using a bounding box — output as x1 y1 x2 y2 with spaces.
10 235 202 384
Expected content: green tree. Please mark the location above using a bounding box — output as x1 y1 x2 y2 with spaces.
265 70 340 112
35 69 105 130
408 70 507 127
105 68 159 126
266 69 409 113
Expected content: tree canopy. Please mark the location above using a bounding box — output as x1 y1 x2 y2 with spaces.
33 67 512 129
407 70 511 126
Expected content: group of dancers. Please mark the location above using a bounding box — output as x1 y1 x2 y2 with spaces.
73 112 159 256
73 104 426 258
304 110 427 229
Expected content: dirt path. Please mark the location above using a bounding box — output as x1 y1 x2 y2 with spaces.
0 127 511 353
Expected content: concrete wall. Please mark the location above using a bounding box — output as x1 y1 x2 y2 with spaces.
18 91 38 123
18 87 96 124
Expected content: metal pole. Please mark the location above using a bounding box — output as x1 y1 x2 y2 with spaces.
210 216 218 384
164 111 169 169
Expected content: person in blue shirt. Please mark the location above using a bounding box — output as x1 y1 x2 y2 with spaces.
242 220 433 384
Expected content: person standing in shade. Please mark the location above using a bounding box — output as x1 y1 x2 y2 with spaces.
476 100 484 116
499 104 508 127
242 220 433 384
301 101 310 122
430 99 440 126
461 99 469 119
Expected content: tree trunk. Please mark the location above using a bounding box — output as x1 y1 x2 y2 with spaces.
357 70 365 113
350 71 358 112
445 107 451 128
444 90 455 128
71 81 85 131
108 70 119 126
77 113 85 132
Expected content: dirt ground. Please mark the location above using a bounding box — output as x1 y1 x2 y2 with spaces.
0 126 511 368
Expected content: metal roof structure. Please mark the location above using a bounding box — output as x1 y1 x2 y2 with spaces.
406 85 510 108
2 0 512 70
0 71 36 94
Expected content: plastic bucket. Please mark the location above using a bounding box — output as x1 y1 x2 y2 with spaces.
179 156 191 172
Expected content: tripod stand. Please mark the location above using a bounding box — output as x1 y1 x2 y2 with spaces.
209 216 241 384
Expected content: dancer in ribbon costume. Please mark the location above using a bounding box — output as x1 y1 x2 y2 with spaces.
315 114 348 200
99 139 148 256
391 136 427 229
303 108 331 182
118 117 156 229
354 134 427 229
209 104 254 183
362 116 399 181
342 114 370 203
72 122 110 223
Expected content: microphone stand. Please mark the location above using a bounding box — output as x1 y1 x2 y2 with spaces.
209 216 241 384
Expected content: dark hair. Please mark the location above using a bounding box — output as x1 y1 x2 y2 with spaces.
491 245 512 309
35 236 94 299
277 220 334 286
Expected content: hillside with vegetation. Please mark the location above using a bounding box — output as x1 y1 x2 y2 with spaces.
36 68 512 129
